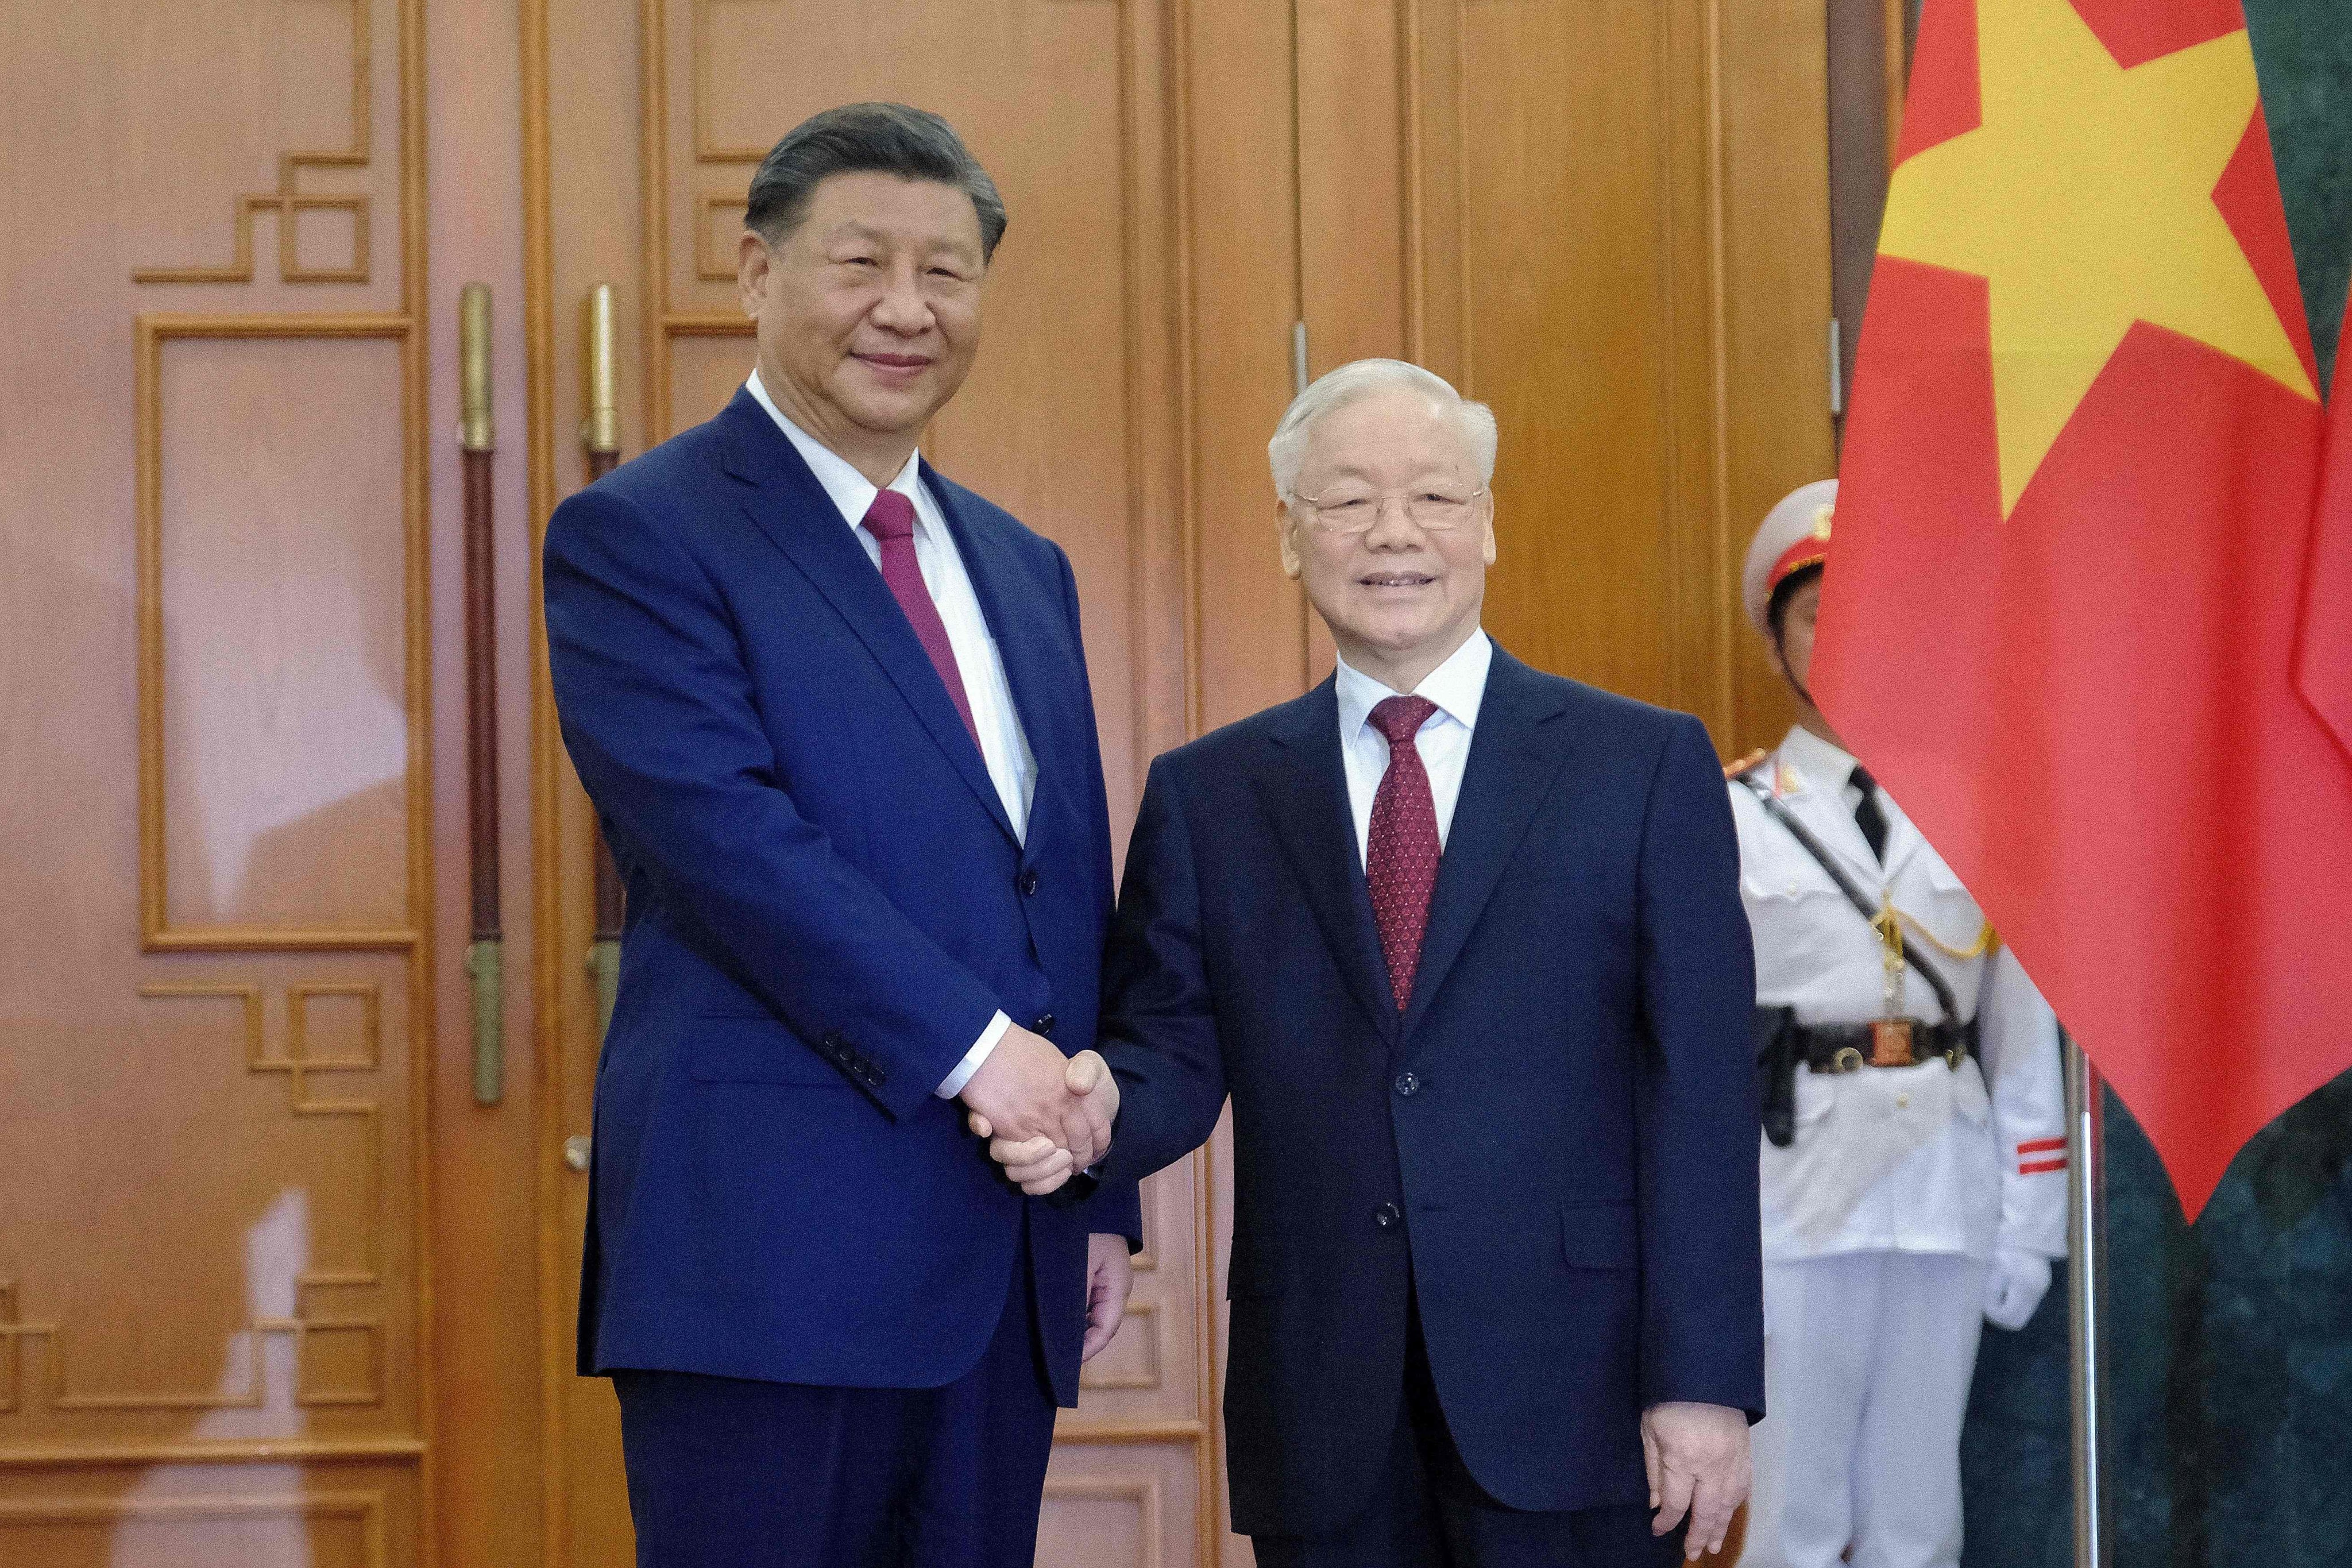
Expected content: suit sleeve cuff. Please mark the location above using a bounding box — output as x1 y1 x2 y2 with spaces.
934 1010 1013 1099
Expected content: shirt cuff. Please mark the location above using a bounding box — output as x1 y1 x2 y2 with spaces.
935 1010 1013 1099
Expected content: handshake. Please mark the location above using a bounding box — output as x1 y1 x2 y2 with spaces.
958 1023 1122 1195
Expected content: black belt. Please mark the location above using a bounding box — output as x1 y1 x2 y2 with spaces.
1794 1017 1977 1073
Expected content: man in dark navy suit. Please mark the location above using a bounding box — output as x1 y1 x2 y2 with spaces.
544 103 1139 1568
993 361 1764 1566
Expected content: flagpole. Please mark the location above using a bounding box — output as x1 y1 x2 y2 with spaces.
2065 1031 2108 1567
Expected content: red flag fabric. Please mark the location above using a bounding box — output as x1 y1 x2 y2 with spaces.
1818 0 2352 1220
2299 296 2352 763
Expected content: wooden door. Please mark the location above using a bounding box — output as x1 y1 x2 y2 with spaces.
0 0 549 1563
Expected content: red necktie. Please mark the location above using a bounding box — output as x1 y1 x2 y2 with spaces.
862 489 980 747
1367 695 1442 1010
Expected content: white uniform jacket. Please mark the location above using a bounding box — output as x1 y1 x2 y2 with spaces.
1729 728 2068 1264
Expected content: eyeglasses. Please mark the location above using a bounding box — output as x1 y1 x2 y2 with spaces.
1287 485 1488 535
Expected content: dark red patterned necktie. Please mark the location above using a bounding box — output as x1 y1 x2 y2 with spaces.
861 489 980 746
1367 695 1442 1010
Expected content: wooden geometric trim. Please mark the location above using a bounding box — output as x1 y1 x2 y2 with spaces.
284 982 389 1283
0 1434 424 1468
134 313 422 954
133 0 376 284
0 1491 388 1568
696 192 747 281
0 984 403 1414
146 926 420 953
1077 1298 1163 1392
134 189 373 287
293 1317 387 1407
288 983 387 1075
1039 1477 1164 1568
689 1 770 164
0 1311 383 1414
662 311 751 338
136 981 387 1281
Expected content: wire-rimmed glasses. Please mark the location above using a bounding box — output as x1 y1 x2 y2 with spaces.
1287 484 1488 535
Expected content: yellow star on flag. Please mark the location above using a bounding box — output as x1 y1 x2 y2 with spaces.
1878 0 2314 517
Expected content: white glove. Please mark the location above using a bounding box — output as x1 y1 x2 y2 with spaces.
1982 1248 2053 1330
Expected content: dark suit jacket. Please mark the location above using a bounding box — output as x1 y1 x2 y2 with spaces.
1095 647 1763 1534
543 386 1138 1405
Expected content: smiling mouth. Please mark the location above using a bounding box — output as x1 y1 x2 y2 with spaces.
856 353 934 377
1359 572 1435 589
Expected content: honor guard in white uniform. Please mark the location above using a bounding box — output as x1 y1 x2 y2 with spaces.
1728 481 2068 1568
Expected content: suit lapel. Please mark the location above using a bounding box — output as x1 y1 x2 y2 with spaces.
1250 683 1400 1044
1398 650 1576 1042
717 392 1016 845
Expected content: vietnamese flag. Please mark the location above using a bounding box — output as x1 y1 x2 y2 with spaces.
1817 0 2352 1219
2299 294 2352 764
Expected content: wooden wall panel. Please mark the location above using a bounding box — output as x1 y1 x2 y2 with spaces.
1184 0 1315 733
1178 0 1832 764
0 1462 422 1568
0 1 437 1563
526 2 659 1562
1720 0 1835 755
1038 1440 1207 1568
1411 1 1715 712
152 333 412 939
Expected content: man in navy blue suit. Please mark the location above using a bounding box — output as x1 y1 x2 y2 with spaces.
544 103 1140 1568
992 361 1764 1566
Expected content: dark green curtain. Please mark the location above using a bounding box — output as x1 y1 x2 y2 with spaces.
1959 14 2352 1563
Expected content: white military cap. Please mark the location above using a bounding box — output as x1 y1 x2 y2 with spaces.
1743 479 1839 635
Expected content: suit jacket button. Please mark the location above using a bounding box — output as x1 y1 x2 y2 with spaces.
1393 1071 1419 1098
1018 868 1041 897
1374 1203 1402 1231
1033 1013 1056 1038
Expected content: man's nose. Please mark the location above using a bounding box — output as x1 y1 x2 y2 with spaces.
1361 495 1429 548
869 260 933 333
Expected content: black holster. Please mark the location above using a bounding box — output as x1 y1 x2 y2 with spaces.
1753 1005 1799 1148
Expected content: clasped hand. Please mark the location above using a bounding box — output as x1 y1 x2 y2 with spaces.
960 1026 1119 1193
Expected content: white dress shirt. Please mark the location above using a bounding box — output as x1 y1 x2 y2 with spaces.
1334 628 1493 863
747 370 1033 1097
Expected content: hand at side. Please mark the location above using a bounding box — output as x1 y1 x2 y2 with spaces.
970 1050 1120 1194
1642 1400 1750 1559
1082 1232 1134 1362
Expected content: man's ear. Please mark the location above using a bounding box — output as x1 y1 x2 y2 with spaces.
1763 629 1790 685
737 231 772 317
1276 503 1303 581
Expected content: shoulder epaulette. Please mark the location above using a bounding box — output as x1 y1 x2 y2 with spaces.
1724 747 1770 782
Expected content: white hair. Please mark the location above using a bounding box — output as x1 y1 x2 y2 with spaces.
1266 358 1498 499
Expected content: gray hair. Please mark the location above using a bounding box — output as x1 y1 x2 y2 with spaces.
1267 359 1497 499
746 103 1007 261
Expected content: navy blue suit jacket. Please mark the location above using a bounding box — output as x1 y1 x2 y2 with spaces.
1095 649 1763 1534
544 387 1138 1405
